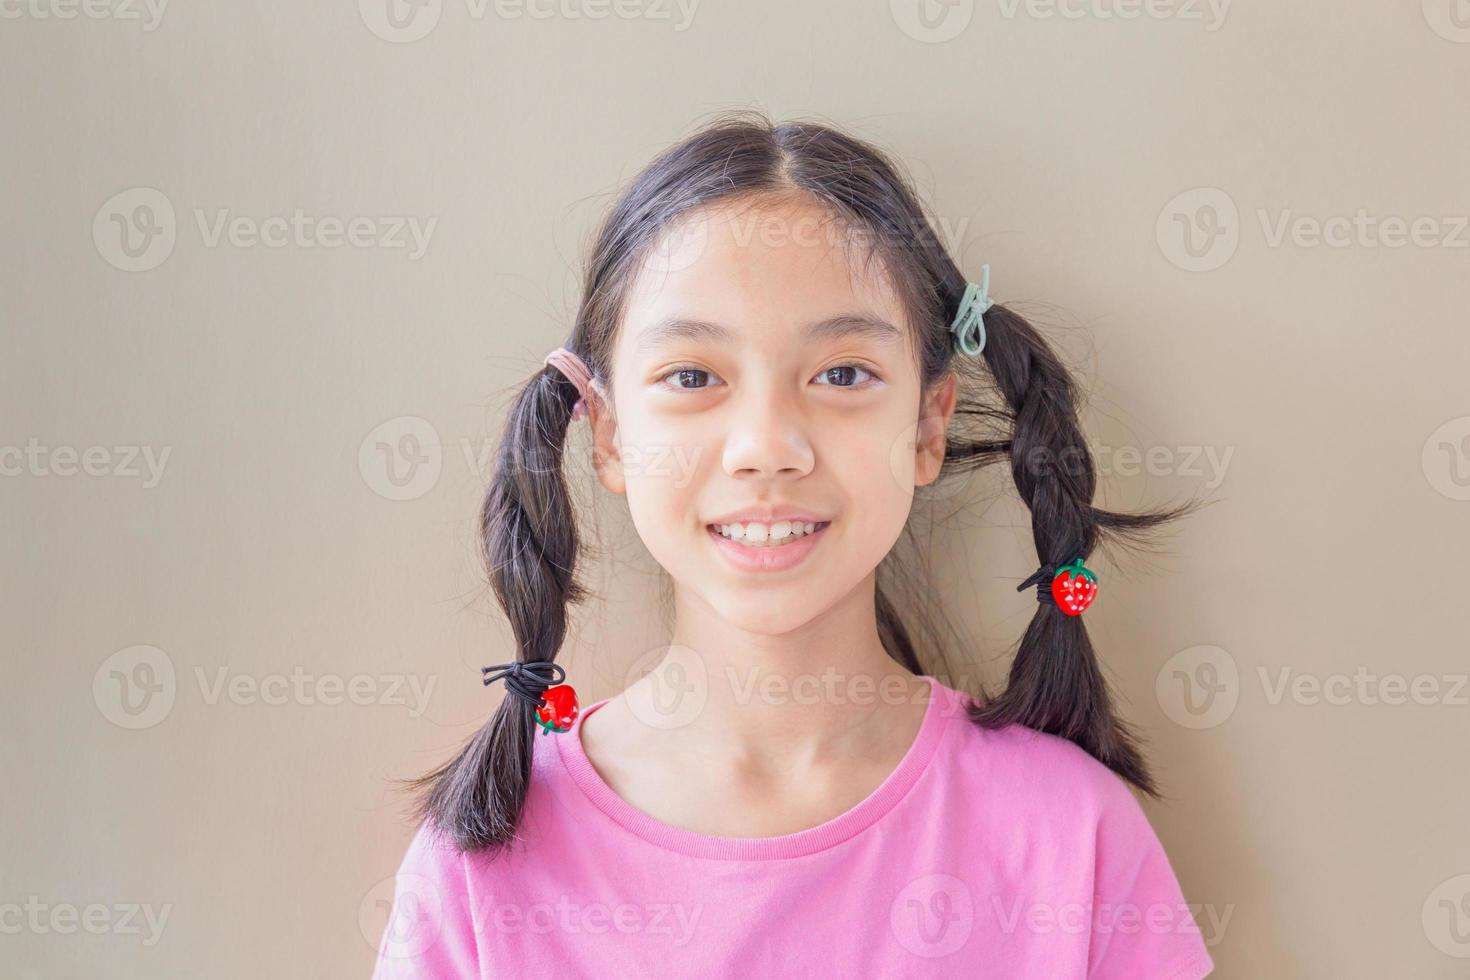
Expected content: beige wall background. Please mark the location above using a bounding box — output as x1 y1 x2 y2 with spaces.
4 1 1468 977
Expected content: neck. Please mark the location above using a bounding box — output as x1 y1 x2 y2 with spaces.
623 571 927 771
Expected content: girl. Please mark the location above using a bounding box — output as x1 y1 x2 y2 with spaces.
372 112 1215 978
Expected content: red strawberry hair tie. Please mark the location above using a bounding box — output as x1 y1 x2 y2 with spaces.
481 661 580 735
1017 556 1100 617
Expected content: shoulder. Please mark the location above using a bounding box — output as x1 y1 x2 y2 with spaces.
398 817 468 872
931 679 1149 830
931 686 1214 977
370 819 485 978
383 818 476 911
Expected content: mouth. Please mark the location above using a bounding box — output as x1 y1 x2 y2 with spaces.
705 520 832 572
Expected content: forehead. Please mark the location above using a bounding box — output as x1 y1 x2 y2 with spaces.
616 196 911 354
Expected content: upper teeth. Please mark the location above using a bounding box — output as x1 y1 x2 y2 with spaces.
713 520 820 544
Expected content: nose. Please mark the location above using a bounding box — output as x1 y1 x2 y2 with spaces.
720 388 815 481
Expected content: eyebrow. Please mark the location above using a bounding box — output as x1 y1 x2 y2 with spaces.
634 314 903 356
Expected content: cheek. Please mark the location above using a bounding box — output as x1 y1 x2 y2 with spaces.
623 407 715 479
615 413 712 550
621 473 693 585
826 413 921 504
849 486 914 562
820 418 918 553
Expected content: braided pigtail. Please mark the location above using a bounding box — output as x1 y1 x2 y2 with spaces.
411 352 593 854
961 301 1199 796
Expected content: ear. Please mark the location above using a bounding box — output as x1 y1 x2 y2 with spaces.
914 371 957 487
586 380 626 496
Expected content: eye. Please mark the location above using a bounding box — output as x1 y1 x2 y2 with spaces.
659 365 723 390
813 364 879 388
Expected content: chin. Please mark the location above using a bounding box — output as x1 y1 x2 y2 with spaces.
702 583 843 637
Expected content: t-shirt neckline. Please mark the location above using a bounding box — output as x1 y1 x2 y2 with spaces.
554 673 952 861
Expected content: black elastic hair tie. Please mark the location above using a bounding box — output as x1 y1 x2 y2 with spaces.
481 661 565 709
1017 563 1061 606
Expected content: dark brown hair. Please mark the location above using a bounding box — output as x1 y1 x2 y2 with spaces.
412 110 1202 854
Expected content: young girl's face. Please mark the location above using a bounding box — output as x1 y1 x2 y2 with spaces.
591 195 956 635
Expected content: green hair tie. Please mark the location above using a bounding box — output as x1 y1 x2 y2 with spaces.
949 264 994 357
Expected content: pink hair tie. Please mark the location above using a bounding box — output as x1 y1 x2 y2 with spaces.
543 347 596 421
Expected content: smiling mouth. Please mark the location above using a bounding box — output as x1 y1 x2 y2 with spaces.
705 520 832 548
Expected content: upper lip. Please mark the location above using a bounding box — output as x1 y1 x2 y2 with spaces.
705 509 832 526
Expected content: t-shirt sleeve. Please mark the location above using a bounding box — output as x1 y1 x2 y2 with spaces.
370 821 481 980
1088 783 1215 980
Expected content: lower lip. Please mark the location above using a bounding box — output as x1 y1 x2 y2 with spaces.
706 522 831 573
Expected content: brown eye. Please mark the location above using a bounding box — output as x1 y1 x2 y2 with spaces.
815 365 876 387
660 366 721 390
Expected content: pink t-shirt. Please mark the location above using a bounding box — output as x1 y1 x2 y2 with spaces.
372 675 1214 978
